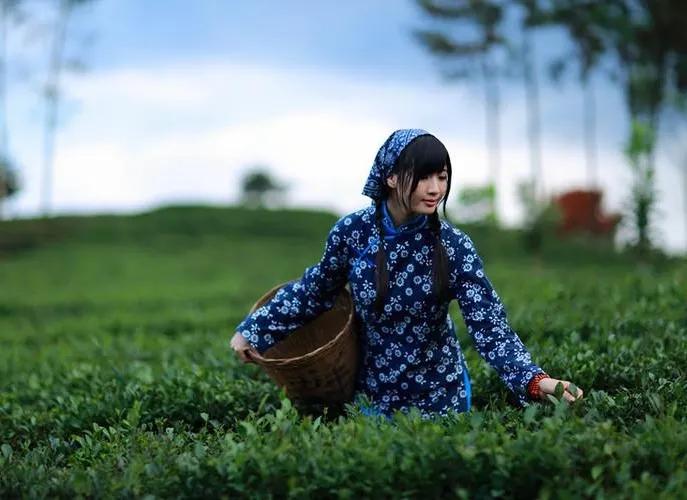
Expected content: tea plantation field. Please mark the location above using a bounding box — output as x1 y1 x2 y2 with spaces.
1 206 686 498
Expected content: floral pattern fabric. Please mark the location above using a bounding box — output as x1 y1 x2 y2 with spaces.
235 201 545 419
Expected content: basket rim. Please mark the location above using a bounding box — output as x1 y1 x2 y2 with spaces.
246 279 355 366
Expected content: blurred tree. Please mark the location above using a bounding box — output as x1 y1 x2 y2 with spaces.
664 75 687 253
521 0 605 188
40 0 96 218
415 0 553 218
524 0 687 254
622 119 658 256
240 167 287 209
0 0 24 219
666 112 687 253
414 0 506 222
517 178 560 256
0 155 19 219
1 0 21 155
518 26 544 200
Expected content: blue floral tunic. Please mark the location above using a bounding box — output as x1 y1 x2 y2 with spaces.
236 200 545 419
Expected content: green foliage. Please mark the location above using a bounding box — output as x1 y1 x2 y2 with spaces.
517 179 561 254
240 167 287 208
0 204 338 255
0 156 20 200
456 183 498 226
0 206 686 497
622 120 659 258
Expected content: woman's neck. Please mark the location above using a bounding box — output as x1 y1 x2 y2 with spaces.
384 196 415 228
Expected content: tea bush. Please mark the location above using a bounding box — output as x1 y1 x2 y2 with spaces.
1 205 685 498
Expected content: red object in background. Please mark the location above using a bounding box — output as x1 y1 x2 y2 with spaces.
553 189 622 236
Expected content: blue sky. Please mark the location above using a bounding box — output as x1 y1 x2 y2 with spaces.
3 0 686 253
92 2 438 76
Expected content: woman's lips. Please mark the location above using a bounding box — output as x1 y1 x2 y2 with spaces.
422 200 437 207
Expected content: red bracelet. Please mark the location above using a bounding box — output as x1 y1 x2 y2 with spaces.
527 372 550 400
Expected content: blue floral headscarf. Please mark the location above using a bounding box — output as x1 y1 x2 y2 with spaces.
361 128 430 203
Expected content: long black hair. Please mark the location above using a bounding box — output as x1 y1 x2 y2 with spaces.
373 134 452 316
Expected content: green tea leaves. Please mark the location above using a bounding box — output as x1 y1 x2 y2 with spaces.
567 383 579 398
0 207 685 497
554 382 565 399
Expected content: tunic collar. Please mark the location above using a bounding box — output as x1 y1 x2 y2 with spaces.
381 199 428 237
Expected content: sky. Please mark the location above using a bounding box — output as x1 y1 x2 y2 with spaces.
2 0 686 254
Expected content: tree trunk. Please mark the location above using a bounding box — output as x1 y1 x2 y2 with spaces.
0 0 6 155
481 55 500 221
0 0 8 220
583 79 598 188
41 1 70 218
523 32 543 201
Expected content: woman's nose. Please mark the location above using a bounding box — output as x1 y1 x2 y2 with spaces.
427 177 440 193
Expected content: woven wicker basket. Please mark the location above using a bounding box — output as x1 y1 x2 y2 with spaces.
243 280 359 406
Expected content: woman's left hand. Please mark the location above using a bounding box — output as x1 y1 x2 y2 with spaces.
537 377 584 402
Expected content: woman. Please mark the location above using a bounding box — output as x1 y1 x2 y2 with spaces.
231 129 583 420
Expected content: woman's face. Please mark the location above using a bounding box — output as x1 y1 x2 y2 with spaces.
388 165 449 216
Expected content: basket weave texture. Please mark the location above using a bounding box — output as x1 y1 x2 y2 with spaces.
246 280 359 405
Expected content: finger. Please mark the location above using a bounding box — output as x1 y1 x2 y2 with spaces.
561 381 579 398
234 346 249 363
565 389 583 402
236 347 252 363
243 348 256 363
566 386 583 399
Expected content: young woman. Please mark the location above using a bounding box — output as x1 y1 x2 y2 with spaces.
231 129 583 420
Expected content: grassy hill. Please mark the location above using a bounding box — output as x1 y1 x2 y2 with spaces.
1 205 686 497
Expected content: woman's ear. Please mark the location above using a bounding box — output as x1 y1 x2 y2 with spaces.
386 174 398 189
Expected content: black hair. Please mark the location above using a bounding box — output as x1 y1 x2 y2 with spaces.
372 134 452 316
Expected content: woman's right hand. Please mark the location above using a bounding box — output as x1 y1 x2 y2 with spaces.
537 377 584 402
230 331 258 364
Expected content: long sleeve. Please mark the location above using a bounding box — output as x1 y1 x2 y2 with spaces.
447 228 545 408
235 217 351 355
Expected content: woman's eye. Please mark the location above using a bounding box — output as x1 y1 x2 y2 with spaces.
420 174 447 181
